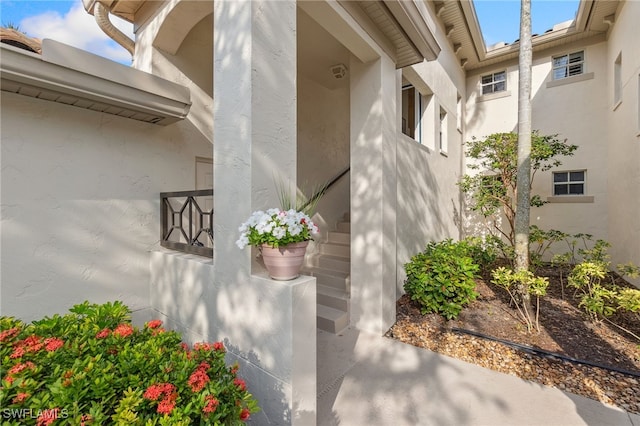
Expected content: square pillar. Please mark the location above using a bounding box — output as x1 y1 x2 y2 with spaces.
212 1 315 425
349 55 398 335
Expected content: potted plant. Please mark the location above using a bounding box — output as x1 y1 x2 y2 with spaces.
236 208 319 280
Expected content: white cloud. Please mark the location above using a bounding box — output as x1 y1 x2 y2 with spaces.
20 0 134 64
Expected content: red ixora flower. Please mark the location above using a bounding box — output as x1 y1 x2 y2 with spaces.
36 408 59 426
0 327 20 342
234 377 247 392
156 392 178 415
146 319 163 329
143 383 176 401
8 361 36 375
240 408 251 421
12 392 30 404
203 395 219 414
188 368 210 392
95 328 110 339
113 324 134 338
44 337 64 352
213 341 225 352
80 414 92 426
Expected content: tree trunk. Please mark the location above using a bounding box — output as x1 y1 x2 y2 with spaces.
515 0 533 301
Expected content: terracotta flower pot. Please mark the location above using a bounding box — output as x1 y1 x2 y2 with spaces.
260 241 309 281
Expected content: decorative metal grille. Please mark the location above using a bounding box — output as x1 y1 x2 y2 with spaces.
160 189 213 257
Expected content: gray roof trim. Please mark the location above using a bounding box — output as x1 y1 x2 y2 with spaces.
1 39 191 125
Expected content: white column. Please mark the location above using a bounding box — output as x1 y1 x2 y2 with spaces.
350 55 398 335
213 1 315 424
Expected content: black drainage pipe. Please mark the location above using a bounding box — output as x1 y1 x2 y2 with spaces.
449 327 640 378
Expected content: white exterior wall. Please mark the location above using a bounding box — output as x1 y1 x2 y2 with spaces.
297 74 350 243
465 38 611 250
0 93 211 321
396 3 466 293
606 0 640 285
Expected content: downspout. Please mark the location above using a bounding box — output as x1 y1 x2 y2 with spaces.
94 1 134 55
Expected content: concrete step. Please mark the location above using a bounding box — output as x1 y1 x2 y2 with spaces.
327 231 350 245
336 221 350 233
317 284 350 311
319 242 350 258
302 266 350 291
317 305 349 334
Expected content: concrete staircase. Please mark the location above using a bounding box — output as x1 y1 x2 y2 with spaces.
304 213 350 333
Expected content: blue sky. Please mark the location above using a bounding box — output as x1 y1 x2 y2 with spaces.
0 0 580 64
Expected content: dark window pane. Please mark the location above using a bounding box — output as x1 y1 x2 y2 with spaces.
482 75 493 84
554 184 568 195
482 85 493 95
570 171 585 181
569 52 584 63
554 173 568 183
568 64 583 76
494 81 505 92
494 72 506 81
569 184 584 194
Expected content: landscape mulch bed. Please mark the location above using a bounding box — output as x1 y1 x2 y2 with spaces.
385 266 640 414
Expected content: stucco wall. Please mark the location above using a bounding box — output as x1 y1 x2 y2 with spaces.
395 5 466 293
297 74 350 242
465 39 610 252
0 93 211 321
606 0 640 285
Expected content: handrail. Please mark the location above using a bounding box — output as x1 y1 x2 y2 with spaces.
299 166 350 212
160 189 213 257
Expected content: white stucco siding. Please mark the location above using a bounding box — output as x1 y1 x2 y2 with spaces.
606 0 640 286
464 40 610 248
297 74 350 241
0 93 211 321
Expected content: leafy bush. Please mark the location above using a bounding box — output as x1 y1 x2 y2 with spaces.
0 301 259 425
491 267 549 332
404 239 480 320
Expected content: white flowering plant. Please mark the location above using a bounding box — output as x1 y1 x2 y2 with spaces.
236 208 319 249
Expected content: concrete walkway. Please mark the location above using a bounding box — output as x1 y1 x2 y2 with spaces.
317 327 640 426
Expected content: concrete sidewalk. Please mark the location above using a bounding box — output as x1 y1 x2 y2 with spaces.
317 327 640 426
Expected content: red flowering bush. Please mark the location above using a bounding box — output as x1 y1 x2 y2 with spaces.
0 301 259 424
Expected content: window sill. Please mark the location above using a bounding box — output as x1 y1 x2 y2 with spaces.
439 149 448 157
546 195 594 204
476 90 511 103
546 72 594 88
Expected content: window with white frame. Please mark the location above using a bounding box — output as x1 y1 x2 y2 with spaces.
481 71 506 95
401 84 433 146
553 51 584 80
553 170 586 195
614 52 622 106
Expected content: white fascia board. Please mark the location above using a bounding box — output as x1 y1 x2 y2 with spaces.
1 40 191 125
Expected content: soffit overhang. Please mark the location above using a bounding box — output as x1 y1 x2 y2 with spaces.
340 0 442 68
90 0 442 69
1 39 191 125
435 0 620 71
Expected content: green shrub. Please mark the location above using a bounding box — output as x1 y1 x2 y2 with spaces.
404 239 479 320
491 267 549 332
0 301 259 425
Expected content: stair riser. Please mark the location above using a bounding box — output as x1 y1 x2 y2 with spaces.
317 313 349 334
317 293 349 311
336 222 350 233
317 257 349 273
327 232 350 245
320 244 350 258
315 273 349 291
